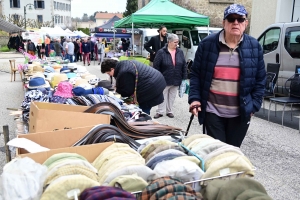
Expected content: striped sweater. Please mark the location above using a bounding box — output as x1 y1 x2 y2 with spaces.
206 31 242 118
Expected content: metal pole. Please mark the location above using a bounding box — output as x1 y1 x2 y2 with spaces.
24 6 26 30
113 27 115 51
132 22 134 56
291 0 295 22
3 125 11 163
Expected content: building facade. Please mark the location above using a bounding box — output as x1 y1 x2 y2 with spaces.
0 0 72 28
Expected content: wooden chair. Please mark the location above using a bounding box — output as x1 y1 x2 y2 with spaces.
9 60 22 82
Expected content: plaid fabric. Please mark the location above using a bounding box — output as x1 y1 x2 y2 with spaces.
139 177 202 200
139 176 182 200
80 186 136 200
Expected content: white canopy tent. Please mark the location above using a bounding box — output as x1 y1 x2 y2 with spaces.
73 30 89 38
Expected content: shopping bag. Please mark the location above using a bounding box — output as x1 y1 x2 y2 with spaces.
185 80 190 94
178 80 187 98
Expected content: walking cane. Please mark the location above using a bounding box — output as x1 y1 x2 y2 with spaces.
185 114 194 136
185 105 200 136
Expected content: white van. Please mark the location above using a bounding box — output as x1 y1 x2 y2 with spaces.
257 22 300 94
140 28 160 58
196 27 222 40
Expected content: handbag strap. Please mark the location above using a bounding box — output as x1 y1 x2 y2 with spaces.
129 61 138 104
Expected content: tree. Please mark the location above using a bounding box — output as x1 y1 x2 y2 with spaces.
123 0 138 17
81 13 89 22
89 15 95 22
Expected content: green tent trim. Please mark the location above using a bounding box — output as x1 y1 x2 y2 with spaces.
115 0 209 29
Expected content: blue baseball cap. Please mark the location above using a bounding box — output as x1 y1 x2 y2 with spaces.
224 4 248 19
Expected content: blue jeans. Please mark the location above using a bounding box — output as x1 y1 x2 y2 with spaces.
65 54 74 63
139 105 152 115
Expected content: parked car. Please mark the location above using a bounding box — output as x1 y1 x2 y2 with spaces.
257 22 300 95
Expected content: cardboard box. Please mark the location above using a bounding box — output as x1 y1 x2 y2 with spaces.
17 126 96 155
29 102 110 133
18 142 113 164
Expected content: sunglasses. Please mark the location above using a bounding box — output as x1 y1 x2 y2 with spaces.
226 17 246 23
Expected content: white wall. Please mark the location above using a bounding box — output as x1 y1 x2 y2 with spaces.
250 0 278 38
293 0 300 22
2 0 52 23
275 0 293 22
250 0 299 38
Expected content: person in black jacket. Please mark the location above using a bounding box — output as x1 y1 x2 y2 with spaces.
101 59 166 115
153 33 187 119
144 25 168 66
189 4 266 147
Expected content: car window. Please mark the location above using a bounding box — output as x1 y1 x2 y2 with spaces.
284 27 300 58
258 28 281 54
191 30 200 46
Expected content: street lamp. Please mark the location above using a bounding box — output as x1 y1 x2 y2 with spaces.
24 3 34 30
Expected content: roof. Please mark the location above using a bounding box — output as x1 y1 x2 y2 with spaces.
0 18 25 33
96 15 121 28
95 13 123 19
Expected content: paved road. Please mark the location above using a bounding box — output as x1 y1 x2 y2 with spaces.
0 55 299 199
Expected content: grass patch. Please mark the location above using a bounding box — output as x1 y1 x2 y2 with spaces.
0 46 11 52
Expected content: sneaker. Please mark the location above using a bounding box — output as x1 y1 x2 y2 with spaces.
166 113 174 118
98 63 100 65
154 113 163 119
88 63 90 66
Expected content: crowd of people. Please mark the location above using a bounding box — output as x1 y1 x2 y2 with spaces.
16 36 107 66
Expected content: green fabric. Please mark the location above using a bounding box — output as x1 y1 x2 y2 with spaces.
43 153 87 168
201 178 272 200
108 174 148 192
119 56 150 66
114 0 209 29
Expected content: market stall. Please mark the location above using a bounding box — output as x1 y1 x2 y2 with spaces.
0 53 272 200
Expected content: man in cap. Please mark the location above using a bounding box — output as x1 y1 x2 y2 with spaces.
189 4 266 147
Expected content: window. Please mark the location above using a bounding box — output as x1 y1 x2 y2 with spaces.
10 0 20 8
61 16 63 23
37 15 43 23
63 3 65 11
34 0 45 9
182 30 191 49
69 4 71 11
258 28 281 54
54 1 56 9
285 27 300 58
191 30 200 46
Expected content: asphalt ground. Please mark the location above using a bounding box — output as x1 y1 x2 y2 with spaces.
0 53 299 199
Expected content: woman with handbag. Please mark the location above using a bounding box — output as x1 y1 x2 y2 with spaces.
101 59 166 115
153 33 187 119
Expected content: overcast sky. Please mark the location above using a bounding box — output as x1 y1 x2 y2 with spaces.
71 0 127 18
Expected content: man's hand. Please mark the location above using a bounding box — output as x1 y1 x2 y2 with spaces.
189 101 201 116
152 52 155 55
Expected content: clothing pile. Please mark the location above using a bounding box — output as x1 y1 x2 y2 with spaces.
201 178 272 200
181 134 255 179
84 102 182 139
73 124 141 150
139 176 203 200
41 153 100 199
92 143 155 192
137 138 204 189
21 89 50 123
80 186 136 200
